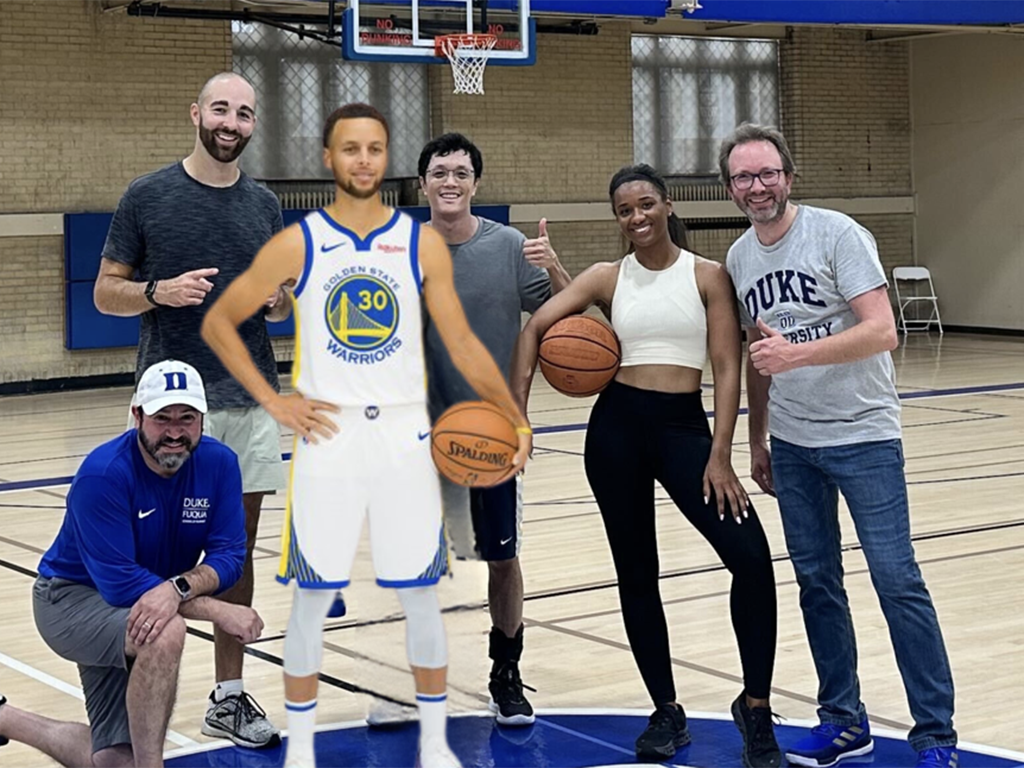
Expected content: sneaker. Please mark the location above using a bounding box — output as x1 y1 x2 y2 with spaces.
202 691 281 749
731 694 781 768
488 662 536 726
785 719 873 768
0 695 8 746
635 703 691 761
366 698 419 727
327 592 346 618
415 737 463 768
916 746 959 768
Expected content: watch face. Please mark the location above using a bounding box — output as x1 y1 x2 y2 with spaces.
174 577 190 595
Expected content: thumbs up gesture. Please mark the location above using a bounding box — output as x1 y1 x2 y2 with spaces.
749 317 800 376
523 218 560 270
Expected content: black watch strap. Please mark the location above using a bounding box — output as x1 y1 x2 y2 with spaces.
145 280 160 306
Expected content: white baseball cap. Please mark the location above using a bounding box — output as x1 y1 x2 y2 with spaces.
136 360 208 416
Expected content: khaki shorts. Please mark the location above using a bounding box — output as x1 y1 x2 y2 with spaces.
127 399 285 494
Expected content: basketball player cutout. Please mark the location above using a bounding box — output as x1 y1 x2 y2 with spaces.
201 103 532 768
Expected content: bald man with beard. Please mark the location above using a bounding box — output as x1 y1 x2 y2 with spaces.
94 73 285 749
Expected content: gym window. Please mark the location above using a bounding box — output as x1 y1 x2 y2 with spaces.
232 21 430 180
632 36 780 177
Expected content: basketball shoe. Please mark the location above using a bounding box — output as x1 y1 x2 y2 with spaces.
635 703 690 760
202 691 280 749
731 692 781 767
415 737 463 768
785 718 873 767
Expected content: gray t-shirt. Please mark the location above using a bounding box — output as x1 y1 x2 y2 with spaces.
424 217 551 420
101 162 283 409
725 205 901 447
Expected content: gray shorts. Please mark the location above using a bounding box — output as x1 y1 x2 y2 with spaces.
127 398 285 494
33 577 132 753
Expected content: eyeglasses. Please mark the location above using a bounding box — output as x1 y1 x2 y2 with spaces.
729 168 785 190
426 168 474 183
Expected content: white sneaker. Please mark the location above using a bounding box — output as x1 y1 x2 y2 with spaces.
366 698 419 727
416 738 463 768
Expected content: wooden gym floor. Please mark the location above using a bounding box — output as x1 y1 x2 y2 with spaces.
0 332 1020 765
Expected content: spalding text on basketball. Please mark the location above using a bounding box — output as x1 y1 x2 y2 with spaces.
446 440 509 468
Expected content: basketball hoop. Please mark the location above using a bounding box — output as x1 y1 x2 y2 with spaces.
434 33 498 95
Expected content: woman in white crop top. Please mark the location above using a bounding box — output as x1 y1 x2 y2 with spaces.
511 165 780 766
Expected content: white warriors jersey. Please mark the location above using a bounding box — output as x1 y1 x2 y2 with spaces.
291 208 427 407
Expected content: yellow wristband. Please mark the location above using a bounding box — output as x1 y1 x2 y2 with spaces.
516 426 533 435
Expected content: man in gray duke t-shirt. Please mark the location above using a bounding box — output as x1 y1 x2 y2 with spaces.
93 73 283 749
721 124 957 768
420 133 570 726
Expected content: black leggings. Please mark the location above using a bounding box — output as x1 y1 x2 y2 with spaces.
584 380 777 704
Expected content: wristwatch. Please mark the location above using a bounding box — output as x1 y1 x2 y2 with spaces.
144 280 160 306
170 575 192 601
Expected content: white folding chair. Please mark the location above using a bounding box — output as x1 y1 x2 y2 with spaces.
892 266 943 335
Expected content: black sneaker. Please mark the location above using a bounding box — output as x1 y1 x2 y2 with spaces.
0 695 8 746
488 662 536 726
635 703 691 760
731 693 782 768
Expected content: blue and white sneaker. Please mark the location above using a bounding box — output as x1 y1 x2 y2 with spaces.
327 591 346 618
916 746 958 768
785 719 873 768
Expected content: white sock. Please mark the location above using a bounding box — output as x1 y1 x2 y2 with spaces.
214 679 244 702
416 692 447 745
285 699 317 762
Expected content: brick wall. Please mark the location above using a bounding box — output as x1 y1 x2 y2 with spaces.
779 27 912 198
1 7 915 385
0 1 230 384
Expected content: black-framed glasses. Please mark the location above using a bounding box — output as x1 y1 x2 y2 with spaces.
426 167 474 183
729 168 785 190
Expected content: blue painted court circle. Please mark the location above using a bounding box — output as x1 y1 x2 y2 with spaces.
165 710 1024 767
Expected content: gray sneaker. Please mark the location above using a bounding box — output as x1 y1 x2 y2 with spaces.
202 691 281 749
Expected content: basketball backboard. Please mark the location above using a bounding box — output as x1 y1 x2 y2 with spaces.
342 0 535 65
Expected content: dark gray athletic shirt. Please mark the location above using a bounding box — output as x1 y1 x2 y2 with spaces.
101 162 283 409
424 217 552 420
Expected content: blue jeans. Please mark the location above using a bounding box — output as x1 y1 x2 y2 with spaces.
770 437 956 751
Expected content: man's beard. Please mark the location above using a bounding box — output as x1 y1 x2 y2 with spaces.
336 173 382 200
199 119 251 163
742 190 788 224
139 429 196 471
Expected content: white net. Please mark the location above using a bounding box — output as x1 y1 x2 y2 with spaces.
436 34 498 95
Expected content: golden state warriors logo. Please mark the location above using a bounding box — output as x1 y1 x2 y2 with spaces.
324 274 404 364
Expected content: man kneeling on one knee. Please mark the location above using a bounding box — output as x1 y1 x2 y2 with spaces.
0 360 264 768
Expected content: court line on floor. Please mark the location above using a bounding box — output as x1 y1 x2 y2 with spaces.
521 616 914 731
0 559 416 711
0 649 196 747
534 541 1024 626
2 380 1022 495
243 518 1024 645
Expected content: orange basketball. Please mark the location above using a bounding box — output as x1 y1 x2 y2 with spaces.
431 401 519 488
539 315 621 397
